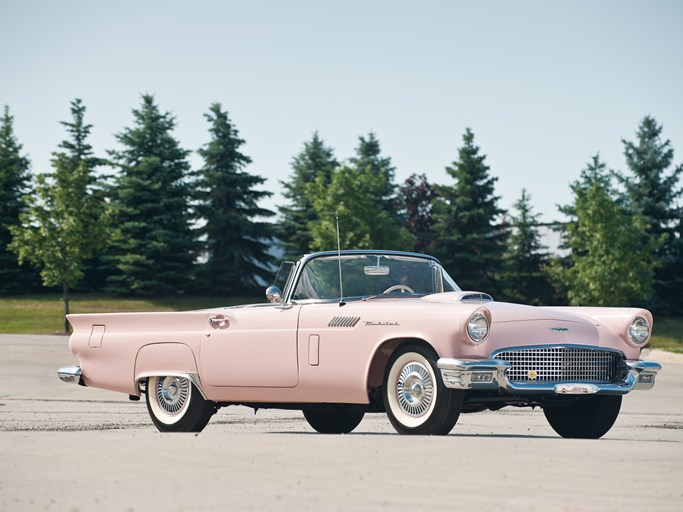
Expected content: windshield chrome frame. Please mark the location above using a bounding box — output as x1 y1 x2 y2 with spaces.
281 250 451 305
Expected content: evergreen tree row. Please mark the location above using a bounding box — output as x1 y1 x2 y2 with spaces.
1 96 681 315
1 96 274 312
279 118 682 313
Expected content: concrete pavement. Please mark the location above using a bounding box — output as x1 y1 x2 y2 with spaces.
1 334 681 511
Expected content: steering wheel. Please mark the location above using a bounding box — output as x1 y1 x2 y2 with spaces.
382 284 415 294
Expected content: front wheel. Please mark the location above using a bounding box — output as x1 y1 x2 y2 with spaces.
146 376 215 432
543 395 622 439
303 408 365 434
383 344 463 435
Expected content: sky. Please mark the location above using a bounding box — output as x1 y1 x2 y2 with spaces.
2 0 682 226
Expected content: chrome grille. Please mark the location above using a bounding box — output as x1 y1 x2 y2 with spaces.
492 346 623 384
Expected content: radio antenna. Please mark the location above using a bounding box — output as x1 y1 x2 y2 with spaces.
336 216 346 307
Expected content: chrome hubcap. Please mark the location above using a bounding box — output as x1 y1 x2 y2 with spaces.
155 376 189 415
396 362 434 417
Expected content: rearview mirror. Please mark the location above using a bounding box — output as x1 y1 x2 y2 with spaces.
364 265 390 276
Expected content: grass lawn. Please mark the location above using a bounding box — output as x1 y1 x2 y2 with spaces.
0 294 681 353
0 294 262 335
647 316 683 353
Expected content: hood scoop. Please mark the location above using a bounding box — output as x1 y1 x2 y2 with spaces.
459 292 494 303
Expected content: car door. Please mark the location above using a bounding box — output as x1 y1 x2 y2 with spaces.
199 305 301 388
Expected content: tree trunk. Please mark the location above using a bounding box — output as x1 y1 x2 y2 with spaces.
63 281 70 334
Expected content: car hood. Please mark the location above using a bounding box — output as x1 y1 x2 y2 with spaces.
422 292 595 325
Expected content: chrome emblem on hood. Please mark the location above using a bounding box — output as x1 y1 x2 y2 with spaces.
550 327 569 332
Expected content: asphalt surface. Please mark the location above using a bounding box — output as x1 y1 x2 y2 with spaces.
1 334 682 512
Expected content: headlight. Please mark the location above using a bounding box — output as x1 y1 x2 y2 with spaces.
467 312 489 344
628 316 650 346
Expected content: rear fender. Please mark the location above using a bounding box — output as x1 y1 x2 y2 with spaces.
134 343 202 397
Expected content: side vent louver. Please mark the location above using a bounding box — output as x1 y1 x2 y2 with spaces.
328 316 361 328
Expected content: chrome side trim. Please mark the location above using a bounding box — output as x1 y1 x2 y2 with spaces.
437 357 661 395
135 372 208 400
57 365 83 385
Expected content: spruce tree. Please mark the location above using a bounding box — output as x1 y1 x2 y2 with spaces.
9 99 108 331
399 173 439 253
0 106 37 293
503 189 553 305
550 155 662 307
306 165 412 251
106 95 197 295
620 116 683 313
349 132 400 219
279 132 337 259
433 128 507 295
195 103 275 293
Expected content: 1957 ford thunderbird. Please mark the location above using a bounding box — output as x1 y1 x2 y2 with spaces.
58 250 661 438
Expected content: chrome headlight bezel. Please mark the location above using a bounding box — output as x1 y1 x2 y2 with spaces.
466 310 490 345
628 316 650 347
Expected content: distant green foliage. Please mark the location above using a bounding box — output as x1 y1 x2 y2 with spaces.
279 132 338 259
399 173 439 253
105 95 197 295
620 116 683 313
307 164 412 251
550 155 663 306
503 189 555 305
293 131 411 253
433 128 507 296
2 97 682 315
0 106 39 292
349 132 400 219
195 103 275 293
9 99 109 330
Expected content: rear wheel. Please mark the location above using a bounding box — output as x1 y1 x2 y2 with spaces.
146 376 215 432
303 408 365 434
383 344 463 435
543 395 622 439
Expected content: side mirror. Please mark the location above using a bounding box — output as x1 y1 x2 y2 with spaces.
265 286 282 303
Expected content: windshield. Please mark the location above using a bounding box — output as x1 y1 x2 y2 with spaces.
291 254 460 301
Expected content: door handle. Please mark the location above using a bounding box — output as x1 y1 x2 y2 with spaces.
208 315 229 327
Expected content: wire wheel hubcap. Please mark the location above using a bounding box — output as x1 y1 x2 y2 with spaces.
396 362 434 417
155 376 189 415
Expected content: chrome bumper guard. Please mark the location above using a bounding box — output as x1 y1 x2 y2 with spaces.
57 365 83 385
436 358 661 395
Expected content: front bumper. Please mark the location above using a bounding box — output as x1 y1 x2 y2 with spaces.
437 358 661 395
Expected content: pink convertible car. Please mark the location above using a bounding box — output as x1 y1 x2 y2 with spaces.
58 250 661 438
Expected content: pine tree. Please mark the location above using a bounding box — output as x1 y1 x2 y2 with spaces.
550 155 662 306
620 116 683 313
433 128 507 295
9 99 108 331
503 189 553 305
0 106 38 293
399 173 439 253
106 95 197 295
195 103 275 293
349 132 400 219
307 165 413 252
279 132 338 259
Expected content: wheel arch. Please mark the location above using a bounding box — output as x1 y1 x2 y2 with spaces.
134 343 206 398
365 337 439 393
